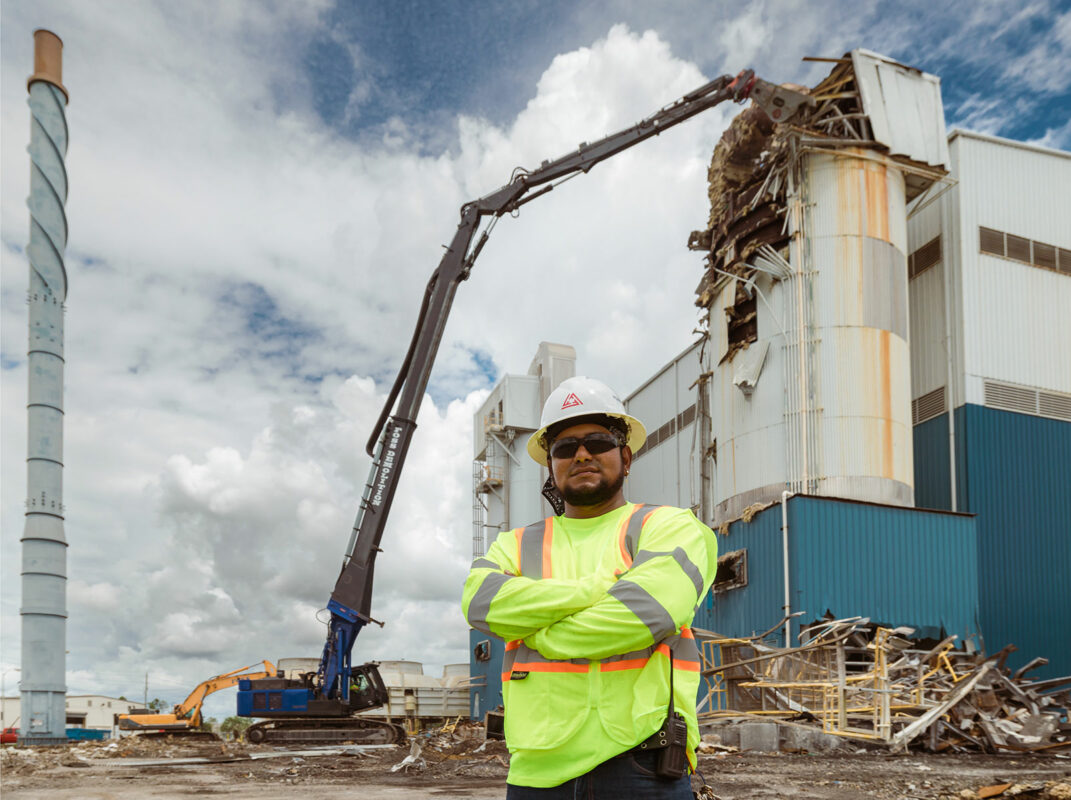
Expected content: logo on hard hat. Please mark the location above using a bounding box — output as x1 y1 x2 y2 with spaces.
561 393 583 409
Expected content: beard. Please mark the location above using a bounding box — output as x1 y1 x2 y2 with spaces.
560 468 626 507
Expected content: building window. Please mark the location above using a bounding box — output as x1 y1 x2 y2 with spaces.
677 404 697 429
713 549 748 593
978 226 1070 276
909 235 941 278
474 640 491 663
979 226 1004 256
1006 234 1031 263
1033 242 1057 270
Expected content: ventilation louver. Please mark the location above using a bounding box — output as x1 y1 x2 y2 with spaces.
1039 391 1071 421
984 381 1071 422
911 386 946 424
984 381 1038 414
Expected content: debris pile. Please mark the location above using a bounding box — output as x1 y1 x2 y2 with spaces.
697 617 1071 753
940 781 1071 800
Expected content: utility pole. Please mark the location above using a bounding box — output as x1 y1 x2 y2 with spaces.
144 673 148 708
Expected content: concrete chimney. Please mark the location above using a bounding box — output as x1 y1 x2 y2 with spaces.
21 28 69 746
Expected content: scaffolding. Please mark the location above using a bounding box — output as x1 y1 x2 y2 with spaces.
696 617 985 745
471 412 508 559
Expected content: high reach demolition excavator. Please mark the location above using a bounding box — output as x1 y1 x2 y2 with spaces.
236 69 814 745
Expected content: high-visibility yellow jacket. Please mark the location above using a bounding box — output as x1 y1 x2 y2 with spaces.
462 502 718 788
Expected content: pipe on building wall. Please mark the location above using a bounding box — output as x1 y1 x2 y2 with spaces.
781 490 792 646
943 233 958 512
21 28 69 746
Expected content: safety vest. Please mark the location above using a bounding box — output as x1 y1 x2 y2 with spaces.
463 503 717 787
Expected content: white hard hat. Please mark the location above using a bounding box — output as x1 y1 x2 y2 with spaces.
526 376 647 464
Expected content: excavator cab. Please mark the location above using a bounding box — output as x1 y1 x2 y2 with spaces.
348 663 389 711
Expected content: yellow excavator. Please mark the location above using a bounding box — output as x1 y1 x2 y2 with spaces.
118 660 276 735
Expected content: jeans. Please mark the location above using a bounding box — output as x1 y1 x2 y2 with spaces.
505 749 693 799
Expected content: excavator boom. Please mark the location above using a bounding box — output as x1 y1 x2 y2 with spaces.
119 661 276 733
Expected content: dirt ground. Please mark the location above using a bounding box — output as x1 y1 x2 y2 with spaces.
2 735 1069 800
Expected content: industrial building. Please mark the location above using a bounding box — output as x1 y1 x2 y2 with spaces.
1 694 139 736
468 51 1070 720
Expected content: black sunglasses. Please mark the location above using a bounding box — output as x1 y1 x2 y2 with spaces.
549 432 622 460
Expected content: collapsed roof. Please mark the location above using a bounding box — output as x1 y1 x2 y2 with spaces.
690 50 950 326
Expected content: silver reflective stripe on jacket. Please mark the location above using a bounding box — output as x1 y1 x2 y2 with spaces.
607 578 676 641
513 642 588 667
467 571 512 635
630 546 705 598
518 520 548 579
664 630 702 664
471 557 500 570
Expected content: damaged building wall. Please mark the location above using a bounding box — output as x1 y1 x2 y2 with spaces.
690 50 949 521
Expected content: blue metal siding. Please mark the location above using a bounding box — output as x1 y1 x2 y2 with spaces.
956 404 1071 680
693 506 788 642
789 496 978 643
696 496 978 647
468 629 505 720
913 412 952 510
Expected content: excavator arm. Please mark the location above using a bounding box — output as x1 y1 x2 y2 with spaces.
316 70 814 702
172 660 276 727
119 660 276 732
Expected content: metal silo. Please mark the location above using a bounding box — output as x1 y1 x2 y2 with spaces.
699 51 950 521
20 29 70 746
784 148 914 505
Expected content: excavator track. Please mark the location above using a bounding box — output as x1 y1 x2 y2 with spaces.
136 730 221 742
245 717 407 746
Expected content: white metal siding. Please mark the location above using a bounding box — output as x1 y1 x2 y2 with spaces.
908 258 948 400
951 133 1071 399
625 342 702 509
851 49 950 170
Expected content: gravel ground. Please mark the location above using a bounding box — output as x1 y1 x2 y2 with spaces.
2 737 1069 799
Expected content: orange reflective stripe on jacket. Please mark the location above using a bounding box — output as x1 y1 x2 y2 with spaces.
504 641 589 680
617 504 663 567
598 627 700 673
504 627 701 679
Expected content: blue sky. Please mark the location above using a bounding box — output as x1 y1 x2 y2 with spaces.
303 1 1071 147
1 0 1068 721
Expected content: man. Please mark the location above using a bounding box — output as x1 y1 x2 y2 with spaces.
463 376 718 798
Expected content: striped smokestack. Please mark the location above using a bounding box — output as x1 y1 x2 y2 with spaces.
21 28 69 746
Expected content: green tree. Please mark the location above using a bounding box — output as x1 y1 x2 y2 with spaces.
200 716 218 732
220 716 253 741
147 697 168 712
